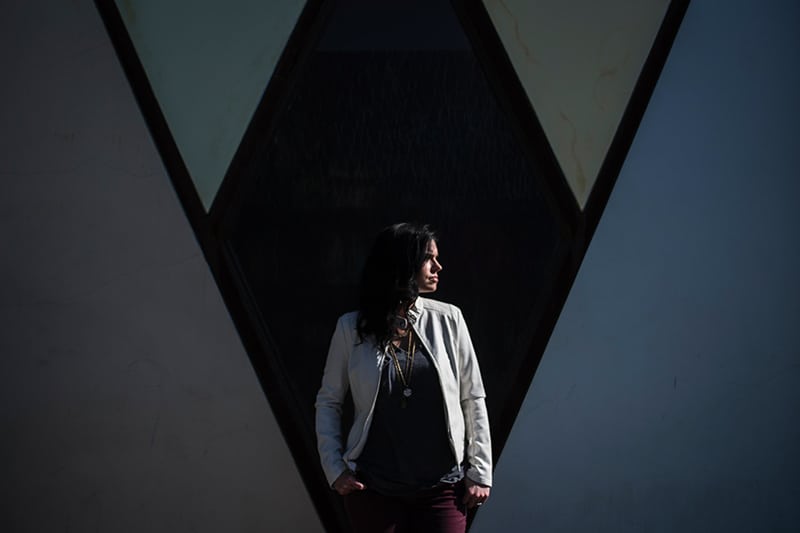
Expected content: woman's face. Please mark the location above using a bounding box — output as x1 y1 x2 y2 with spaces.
416 240 442 293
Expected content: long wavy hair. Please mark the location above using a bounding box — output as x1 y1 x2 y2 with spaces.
357 223 437 349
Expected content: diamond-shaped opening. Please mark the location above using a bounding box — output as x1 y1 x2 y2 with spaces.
220 0 569 529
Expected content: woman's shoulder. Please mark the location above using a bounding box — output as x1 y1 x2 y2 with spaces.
417 296 462 318
336 310 359 329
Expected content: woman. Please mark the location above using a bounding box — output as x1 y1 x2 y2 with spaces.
316 223 492 532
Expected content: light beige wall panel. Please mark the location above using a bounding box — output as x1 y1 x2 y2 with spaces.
483 0 669 207
115 0 306 209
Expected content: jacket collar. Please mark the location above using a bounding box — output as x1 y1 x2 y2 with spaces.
408 297 425 325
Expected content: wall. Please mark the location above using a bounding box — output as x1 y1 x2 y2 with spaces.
0 1 321 531
113 0 306 209
473 1 800 531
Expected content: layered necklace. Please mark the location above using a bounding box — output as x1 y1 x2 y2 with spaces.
387 329 416 408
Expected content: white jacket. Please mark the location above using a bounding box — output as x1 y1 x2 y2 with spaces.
315 297 492 488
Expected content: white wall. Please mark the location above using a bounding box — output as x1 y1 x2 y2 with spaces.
473 1 800 531
0 1 321 531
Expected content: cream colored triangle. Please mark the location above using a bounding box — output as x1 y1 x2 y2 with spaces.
483 0 670 208
115 0 307 210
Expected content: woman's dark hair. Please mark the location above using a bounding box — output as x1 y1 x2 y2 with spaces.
357 222 437 349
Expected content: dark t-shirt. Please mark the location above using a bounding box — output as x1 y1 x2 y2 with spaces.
356 341 462 496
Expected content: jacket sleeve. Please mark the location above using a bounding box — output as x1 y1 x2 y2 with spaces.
455 307 493 487
315 315 352 486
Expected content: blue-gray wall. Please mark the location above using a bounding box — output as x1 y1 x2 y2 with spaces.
473 1 800 531
2 1 797 532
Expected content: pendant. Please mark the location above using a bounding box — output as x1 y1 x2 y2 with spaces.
403 388 413 398
400 398 407 409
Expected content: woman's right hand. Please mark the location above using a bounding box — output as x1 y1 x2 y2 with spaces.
332 470 366 495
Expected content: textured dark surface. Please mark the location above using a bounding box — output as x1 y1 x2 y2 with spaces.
226 49 564 470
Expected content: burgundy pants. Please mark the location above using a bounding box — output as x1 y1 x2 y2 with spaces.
343 481 467 533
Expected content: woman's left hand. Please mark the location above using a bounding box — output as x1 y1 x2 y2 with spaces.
463 477 490 508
